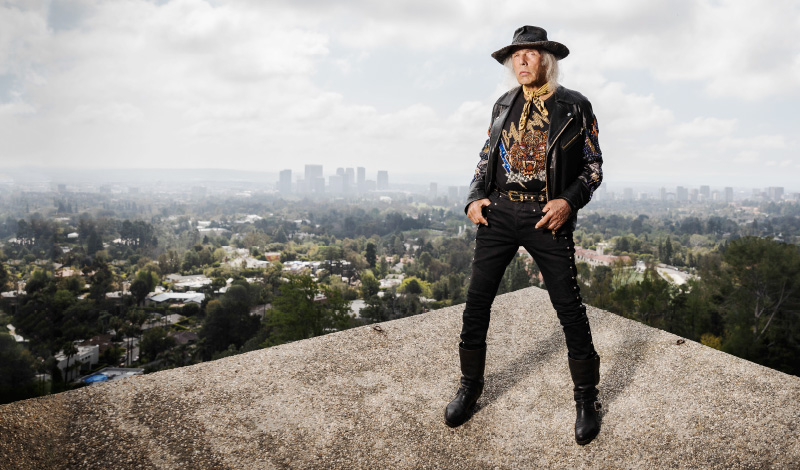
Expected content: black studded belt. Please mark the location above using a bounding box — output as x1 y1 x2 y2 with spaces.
494 189 547 203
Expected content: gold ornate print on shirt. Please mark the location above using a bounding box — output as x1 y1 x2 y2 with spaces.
501 109 550 184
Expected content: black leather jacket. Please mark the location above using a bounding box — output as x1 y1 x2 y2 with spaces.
465 85 603 232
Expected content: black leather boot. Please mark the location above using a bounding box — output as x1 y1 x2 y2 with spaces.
444 344 486 427
568 354 602 445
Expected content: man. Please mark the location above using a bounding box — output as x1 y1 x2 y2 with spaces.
444 26 604 446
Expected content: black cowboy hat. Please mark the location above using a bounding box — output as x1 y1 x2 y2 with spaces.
491 26 569 64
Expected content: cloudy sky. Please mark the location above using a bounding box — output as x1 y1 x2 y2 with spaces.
1 0 799 189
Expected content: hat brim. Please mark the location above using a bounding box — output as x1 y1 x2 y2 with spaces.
491 41 569 64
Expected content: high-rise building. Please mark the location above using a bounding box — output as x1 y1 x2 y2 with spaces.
377 171 389 190
660 187 667 201
429 182 438 199
699 185 710 200
724 187 734 204
357 167 366 193
676 186 689 202
329 174 344 193
279 169 292 194
448 186 459 200
305 165 323 192
312 177 325 194
623 188 634 200
344 168 355 192
768 187 784 201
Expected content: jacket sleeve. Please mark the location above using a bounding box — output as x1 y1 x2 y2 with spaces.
464 129 491 214
558 106 603 211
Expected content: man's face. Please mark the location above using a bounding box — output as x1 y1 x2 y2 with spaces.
512 48 546 87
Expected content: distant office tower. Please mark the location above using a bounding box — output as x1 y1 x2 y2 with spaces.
336 167 345 176
312 177 325 194
623 188 634 200
377 171 389 190
690 188 699 202
660 187 667 201
344 168 355 192
700 185 710 200
768 187 784 201
712 190 721 201
429 182 438 199
676 186 689 202
279 169 292 194
448 186 459 200
724 187 734 204
357 167 365 184
329 174 344 193
305 165 323 192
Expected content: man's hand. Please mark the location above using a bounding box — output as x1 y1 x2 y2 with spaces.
467 198 491 226
535 198 572 231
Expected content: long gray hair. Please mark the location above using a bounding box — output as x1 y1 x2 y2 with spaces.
503 49 560 91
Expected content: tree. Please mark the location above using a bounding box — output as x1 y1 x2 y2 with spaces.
0 334 37 404
663 236 673 264
199 286 260 359
360 270 380 298
0 262 8 292
265 274 351 345
130 279 150 306
61 341 79 384
86 258 115 302
365 242 377 269
359 294 386 323
719 237 800 371
405 278 423 295
399 276 431 297
86 228 103 257
140 327 176 362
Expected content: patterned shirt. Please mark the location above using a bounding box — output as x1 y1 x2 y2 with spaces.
494 93 555 193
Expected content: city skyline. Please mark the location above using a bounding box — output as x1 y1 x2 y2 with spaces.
1 163 797 201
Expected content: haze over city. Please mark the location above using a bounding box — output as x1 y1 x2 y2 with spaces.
1 0 799 190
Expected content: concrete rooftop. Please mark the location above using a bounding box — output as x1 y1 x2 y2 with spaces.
1 286 799 469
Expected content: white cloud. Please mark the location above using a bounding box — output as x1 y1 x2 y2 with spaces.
0 0 797 189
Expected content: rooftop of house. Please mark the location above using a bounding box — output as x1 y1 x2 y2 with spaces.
1 286 799 469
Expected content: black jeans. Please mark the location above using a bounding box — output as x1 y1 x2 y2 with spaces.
461 191 597 360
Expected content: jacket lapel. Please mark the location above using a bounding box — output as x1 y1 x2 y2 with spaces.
546 88 573 156
489 86 520 152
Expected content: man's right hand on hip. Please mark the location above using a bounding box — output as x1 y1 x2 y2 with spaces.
467 198 491 226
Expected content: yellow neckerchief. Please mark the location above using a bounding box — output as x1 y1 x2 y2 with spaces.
519 83 550 133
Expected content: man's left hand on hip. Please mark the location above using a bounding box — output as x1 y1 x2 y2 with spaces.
535 198 571 231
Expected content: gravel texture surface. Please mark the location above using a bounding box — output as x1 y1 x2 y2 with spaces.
1 286 799 469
